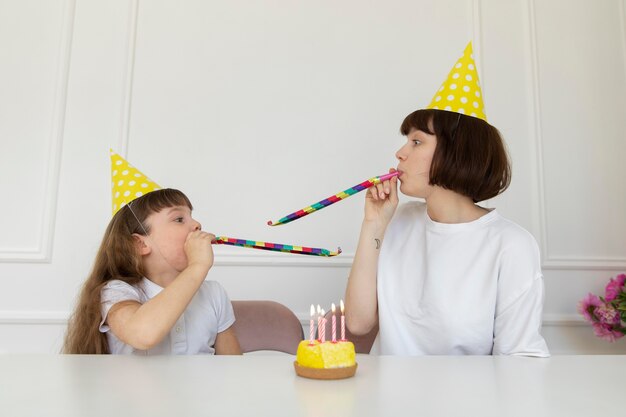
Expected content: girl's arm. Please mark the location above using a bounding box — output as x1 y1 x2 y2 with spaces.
214 327 243 355
345 172 398 335
107 231 214 350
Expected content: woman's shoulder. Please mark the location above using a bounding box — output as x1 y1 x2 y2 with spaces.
488 212 541 259
490 213 538 244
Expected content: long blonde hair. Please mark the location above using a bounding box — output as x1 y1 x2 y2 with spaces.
63 189 192 353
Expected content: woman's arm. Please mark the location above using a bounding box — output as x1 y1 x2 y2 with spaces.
492 275 550 357
345 172 398 335
492 232 550 357
345 221 383 334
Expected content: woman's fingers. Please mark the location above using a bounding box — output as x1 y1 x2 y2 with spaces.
371 179 394 200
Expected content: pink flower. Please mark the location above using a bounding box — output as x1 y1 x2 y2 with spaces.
577 293 602 323
580 275 626 342
592 323 624 342
604 274 626 302
594 304 621 326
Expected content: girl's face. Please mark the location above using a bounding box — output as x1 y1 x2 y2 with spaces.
395 126 437 198
143 205 201 272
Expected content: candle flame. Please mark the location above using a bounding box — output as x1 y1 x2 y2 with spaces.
340 299 344 313
310 304 315 316
317 304 321 315
331 303 336 313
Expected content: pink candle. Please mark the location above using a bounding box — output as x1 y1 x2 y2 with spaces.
320 309 326 343
331 303 337 343
340 299 346 341
309 304 315 344
316 305 322 342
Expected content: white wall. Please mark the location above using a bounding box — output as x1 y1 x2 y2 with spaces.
0 0 624 354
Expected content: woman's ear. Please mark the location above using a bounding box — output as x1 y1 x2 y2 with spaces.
132 234 151 256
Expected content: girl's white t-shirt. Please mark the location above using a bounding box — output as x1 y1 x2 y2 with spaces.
372 201 550 357
99 278 235 355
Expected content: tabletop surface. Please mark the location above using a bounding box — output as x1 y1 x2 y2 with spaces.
0 354 623 417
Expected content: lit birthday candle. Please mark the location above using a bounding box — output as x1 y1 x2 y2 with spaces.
340 299 345 341
309 304 315 344
331 303 337 343
212 236 341 257
317 305 322 341
267 171 399 226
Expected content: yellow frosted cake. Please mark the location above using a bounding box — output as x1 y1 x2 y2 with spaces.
294 340 357 379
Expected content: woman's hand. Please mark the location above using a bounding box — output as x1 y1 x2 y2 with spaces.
184 230 215 271
364 169 399 229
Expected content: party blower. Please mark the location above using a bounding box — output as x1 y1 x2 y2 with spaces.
267 171 399 226
212 236 341 257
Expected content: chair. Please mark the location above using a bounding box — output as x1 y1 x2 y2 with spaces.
231 300 304 354
319 308 378 353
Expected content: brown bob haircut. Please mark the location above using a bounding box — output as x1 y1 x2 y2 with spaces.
400 109 511 202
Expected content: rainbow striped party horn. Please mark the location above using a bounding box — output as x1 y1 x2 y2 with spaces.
212 236 341 257
267 171 399 226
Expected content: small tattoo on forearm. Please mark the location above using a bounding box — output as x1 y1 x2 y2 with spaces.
374 238 381 249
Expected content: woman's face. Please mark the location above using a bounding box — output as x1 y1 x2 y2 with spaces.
395 125 437 198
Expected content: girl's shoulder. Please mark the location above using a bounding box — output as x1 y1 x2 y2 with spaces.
100 279 145 303
102 279 139 292
198 280 230 300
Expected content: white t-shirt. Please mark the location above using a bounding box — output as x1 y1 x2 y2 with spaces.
99 278 235 355
373 201 549 357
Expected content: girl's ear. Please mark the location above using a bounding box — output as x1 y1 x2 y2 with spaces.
132 234 151 256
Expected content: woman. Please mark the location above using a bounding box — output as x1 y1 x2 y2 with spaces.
345 43 549 356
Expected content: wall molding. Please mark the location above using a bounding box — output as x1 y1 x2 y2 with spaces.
212 253 623 270
525 0 626 270
213 251 354 267
0 311 68 325
293 313 584 329
0 0 76 263
542 258 626 271
117 0 140 156
0 310 584 327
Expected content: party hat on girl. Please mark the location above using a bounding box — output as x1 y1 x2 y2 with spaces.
110 150 161 216
426 42 487 122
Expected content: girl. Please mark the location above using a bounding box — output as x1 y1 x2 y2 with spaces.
64 153 241 355
345 43 549 356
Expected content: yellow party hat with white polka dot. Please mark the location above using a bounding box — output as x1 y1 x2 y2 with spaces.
426 42 487 122
110 149 161 216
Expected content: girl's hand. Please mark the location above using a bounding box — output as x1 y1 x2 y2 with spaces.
364 169 399 228
184 230 215 270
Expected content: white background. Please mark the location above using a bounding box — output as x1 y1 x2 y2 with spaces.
0 0 625 354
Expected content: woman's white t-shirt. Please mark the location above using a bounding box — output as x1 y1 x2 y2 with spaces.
373 201 549 357
99 278 235 355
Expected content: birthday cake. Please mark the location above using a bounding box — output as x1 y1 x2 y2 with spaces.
294 340 357 380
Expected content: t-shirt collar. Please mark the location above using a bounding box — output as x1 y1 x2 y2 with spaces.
425 207 499 232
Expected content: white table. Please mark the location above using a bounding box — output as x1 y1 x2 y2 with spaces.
0 354 622 417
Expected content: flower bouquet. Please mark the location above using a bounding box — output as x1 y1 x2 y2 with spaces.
578 274 626 342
